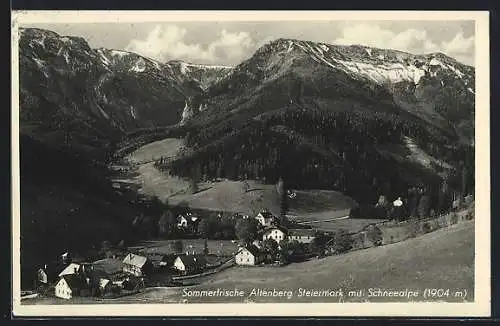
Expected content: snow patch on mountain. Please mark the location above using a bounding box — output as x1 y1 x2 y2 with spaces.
429 58 446 68
110 50 130 58
60 36 72 43
403 136 453 170
130 106 137 119
130 58 146 73
62 51 70 64
332 58 426 85
97 105 110 120
180 62 190 75
445 64 465 79
365 48 372 56
97 50 112 67
31 36 47 50
180 101 191 125
32 57 45 68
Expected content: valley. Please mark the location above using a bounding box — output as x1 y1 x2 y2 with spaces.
24 220 475 304
17 26 476 303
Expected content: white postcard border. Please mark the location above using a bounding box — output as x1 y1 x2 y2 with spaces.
11 10 491 317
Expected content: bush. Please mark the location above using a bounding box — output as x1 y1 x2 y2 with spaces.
450 213 459 225
111 285 121 295
407 222 419 238
366 226 383 246
332 229 354 254
422 222 432 234
466 212 475 220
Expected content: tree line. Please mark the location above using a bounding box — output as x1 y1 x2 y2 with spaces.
153 106 474 212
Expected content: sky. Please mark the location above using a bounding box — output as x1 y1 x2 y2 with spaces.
22 21 475 66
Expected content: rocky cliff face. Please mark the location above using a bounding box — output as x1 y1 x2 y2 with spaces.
187 38 474 144
18 28 233 155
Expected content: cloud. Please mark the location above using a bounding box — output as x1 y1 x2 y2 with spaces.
333 23 474 65
125 25 254 64
334 23 438 53
442 31 475 54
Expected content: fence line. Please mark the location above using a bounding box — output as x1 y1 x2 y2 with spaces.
349 207 473 251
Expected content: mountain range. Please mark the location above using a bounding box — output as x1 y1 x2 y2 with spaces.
17 27 475 287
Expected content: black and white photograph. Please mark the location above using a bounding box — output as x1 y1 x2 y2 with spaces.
11 11 490 317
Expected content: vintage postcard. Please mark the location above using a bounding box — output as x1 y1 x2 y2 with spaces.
11 10 490 317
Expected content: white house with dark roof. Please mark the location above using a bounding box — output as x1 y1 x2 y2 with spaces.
122 253 152 277
55 274 83 300
255 210 276 227
37 265 48 284
235 245 265 266
262 226 287 244
173 254 207 274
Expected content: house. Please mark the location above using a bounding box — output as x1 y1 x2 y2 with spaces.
150 254 176 270
255 210 276 227
262 226 287 244
252 239 263 249
55 275 83 300
36 265 48 284
159 254 177 268
122 253 152 277
177 215 189 228
61 252 69 264
98 278 111 295
235 245 265 266
287 229 316 244
173 254 207 274
58 263 81 278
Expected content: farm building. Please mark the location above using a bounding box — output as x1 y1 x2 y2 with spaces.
55 275 84 300
173 254 207 274
252 239 263 249
58 263 81 278
235 245 265 266
36 266 48 284
150 254 177 270
255 210 276 227
262 226 287 243
122 253 153 277
287 229 316 244
177 215 189 228
98 278 112 295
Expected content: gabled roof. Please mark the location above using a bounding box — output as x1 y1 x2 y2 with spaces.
238 245 264 257
288 229 316 237
262 226 287 235
99 278 111 289
176 254 206 268
122 253 149 268
257 211 274 219
60 274 84 290
58 263 81 277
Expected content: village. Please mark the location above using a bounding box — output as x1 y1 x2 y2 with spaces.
24 183 475 303
29 207 341 301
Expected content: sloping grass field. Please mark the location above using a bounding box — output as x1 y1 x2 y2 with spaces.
23 220 474 305
169 220 474 303
120 138 358 220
